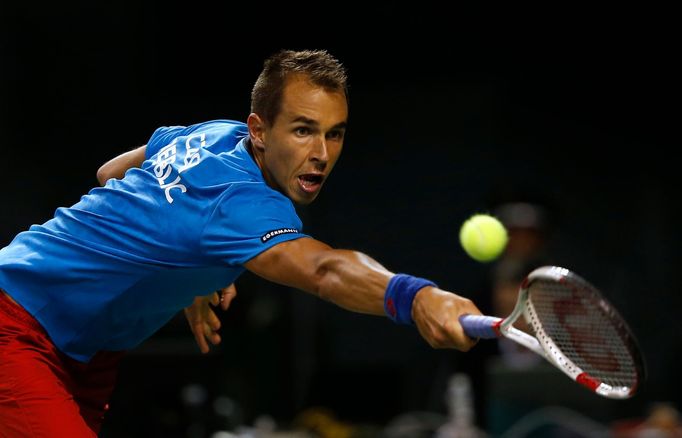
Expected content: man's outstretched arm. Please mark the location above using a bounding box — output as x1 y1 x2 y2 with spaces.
96 145 147 185
245 237 481 351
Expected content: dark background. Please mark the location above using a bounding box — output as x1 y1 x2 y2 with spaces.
1 4 679 437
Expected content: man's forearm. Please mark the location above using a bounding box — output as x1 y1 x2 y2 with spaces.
245 237 481 351
314 249 393 315
97 145 147 186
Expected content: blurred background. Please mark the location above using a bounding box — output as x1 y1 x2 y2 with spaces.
1 4 679 437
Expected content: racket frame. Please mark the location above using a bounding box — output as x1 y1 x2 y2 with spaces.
472 266 642 399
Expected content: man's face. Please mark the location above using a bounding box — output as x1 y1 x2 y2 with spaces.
252 76 348 205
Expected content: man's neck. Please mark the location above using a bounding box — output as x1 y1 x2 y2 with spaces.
245 138 275 189
245 138 263 169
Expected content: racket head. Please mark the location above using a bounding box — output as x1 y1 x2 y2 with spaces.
520 266 646 399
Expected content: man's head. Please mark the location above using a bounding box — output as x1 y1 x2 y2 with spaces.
248 50 349 205
250 49 348 127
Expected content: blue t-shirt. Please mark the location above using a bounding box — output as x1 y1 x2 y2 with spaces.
0 119 307 362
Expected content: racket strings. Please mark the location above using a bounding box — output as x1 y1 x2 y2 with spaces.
528 279 639 389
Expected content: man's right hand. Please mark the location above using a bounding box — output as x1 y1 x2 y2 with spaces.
411 286 481 351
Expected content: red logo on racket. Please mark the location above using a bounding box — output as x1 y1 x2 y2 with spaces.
553 297 620 372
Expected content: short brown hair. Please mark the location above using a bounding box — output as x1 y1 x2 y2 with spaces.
250 49 348 126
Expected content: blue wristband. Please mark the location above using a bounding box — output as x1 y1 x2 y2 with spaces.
384 274 438 325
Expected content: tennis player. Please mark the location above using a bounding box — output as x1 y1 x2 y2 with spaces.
0 49 481 436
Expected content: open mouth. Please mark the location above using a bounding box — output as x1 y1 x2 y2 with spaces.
297 174 324 193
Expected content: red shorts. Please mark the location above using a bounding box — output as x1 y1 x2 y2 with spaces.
0 290 125 437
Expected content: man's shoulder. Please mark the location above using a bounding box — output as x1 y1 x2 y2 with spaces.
149 119 247 143
189 119 247 133
224 181 289 203
215 181 298 219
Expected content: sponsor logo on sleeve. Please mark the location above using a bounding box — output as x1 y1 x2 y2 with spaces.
261 228 300 243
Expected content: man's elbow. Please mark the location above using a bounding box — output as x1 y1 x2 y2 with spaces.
96 145 147 186
313 251 350 302
96 165 112 186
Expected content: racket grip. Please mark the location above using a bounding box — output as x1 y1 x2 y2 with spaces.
459 315 503 339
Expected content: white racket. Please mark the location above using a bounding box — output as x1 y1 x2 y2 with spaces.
460 266 645 399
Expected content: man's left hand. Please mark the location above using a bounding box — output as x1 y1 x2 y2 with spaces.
184 284 237 353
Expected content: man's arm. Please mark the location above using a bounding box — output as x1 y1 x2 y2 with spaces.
96 145 147 185
245 237 481 351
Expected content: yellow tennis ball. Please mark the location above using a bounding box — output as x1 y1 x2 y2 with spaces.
459 214 508 262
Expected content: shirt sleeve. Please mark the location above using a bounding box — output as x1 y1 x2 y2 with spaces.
201 183 308 266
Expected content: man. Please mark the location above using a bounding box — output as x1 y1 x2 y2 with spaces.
0 50 481 436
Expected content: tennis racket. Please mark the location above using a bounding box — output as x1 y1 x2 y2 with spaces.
460 266 645 399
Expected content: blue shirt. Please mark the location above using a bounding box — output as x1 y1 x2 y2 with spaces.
0 119 307 362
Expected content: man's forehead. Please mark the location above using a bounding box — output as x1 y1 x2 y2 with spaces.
280 109 347 128
279 80 348 126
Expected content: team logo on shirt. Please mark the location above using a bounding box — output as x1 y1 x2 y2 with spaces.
261 228 300 242
153 133 205 204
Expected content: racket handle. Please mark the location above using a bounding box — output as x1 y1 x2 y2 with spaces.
459 315 503 339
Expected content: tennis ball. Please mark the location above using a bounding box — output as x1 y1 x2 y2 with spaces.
459 214 508 262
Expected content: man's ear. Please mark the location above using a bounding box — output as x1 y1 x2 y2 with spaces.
247 113 266 152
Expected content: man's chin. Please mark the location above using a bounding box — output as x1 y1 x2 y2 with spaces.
288 187 320 205
291 193 317 206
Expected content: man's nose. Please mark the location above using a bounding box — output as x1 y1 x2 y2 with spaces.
310 136 329 163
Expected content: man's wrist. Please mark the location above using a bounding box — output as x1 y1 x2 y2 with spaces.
384 274 438 325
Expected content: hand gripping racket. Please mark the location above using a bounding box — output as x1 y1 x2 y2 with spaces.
460 266 645 399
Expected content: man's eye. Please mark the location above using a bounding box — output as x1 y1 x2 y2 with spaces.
327 131 344 140
295 127 310 136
